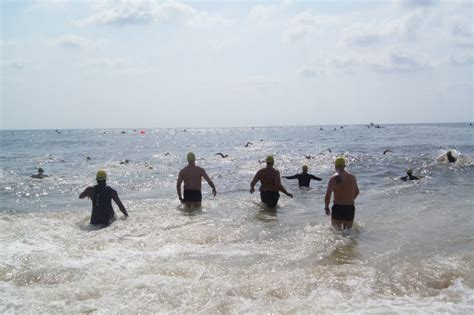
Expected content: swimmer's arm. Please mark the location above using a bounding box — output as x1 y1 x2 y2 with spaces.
79 187 93 199
310 174 322 181
354 178 360 200
282 174 298 179
324 177 335 215
112 191 128 217
202 170 217 196
276 171 293 198
177 171 184 202
250 172 260 193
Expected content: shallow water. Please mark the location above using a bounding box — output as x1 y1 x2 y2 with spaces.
1 124 473 313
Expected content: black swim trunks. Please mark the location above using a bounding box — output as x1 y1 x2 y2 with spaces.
260 191 280 209
183 189 202 202
331 204 355 221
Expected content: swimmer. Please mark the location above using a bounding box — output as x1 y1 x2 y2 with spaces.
245 142 253 147
324 157 359 230
250 155 293 209
86 156 91 161
79 170 128 226
383 150 393 155
282 165 322 188
177 152 217 208
31 168 48 179
305 155 314 160
215 153 229 158
400 169 419 181
119 159 130 165
447 151 457 163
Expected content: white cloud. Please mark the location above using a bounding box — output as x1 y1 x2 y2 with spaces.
78 0 229 27
283 11 339 43
368 49 432 72
396 0 439 8
451 20 474 47
248 4 279 23
299 48 431 78
79 0 155 26
1 59 30 70
246 76 279 93
50 35 96 49
26 0 71 11
298 66 320 78
343 10 425 47
450 52 474 66
86 58 128 68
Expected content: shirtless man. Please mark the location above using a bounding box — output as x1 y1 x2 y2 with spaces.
250 155 293 209
177 152 217 208
324 157 359 229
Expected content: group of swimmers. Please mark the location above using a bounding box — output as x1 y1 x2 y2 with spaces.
32 149 457 230
78 152 360 230
399 150 457 181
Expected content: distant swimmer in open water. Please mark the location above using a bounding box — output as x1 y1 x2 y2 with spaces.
383 150 393 155
283 165 322 188
400 169 419 181
245 142 253 147
250 155 293 210
447 151 457 163
31 168 48 179
79 170 128 226
215 153 229 158
324 157 359 230
177 152 217 209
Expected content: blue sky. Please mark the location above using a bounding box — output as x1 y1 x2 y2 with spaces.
1 0 473 129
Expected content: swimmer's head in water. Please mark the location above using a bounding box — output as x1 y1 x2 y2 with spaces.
335 157 346 168
447 151 453 156
266 155 274 164
407 169 413 175
38 168 44 173
302 165 308 172
96 170 107 181
187 152 196 162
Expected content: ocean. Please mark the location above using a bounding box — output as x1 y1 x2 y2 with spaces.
1 123 473 314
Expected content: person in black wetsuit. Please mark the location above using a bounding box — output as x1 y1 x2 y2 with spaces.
79 170 128 226
446 151 457 163
31 168 48 179
400 169 419 181
282 165 322 188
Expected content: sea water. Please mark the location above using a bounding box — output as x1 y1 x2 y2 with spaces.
0 124 473 313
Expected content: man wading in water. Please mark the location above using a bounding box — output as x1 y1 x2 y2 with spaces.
324 157 359 230
250 155 293 209
177 152 217 209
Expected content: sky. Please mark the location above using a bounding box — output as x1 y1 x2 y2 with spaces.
1 0 473 129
